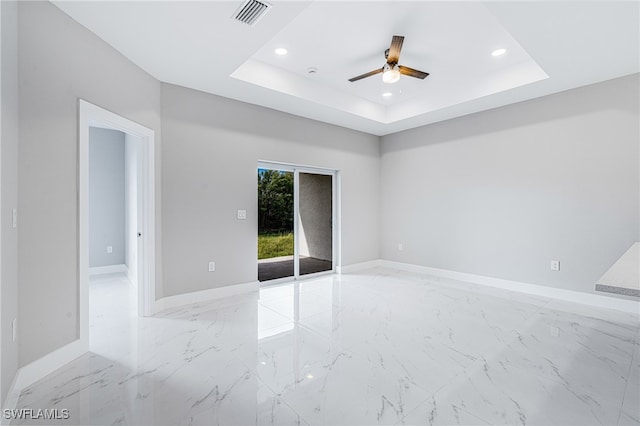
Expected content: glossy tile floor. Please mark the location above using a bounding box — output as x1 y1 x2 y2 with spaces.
15 268 640 425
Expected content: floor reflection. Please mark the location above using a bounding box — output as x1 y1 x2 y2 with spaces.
14 269 640 426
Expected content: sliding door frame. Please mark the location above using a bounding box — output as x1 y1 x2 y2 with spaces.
257 160 340 283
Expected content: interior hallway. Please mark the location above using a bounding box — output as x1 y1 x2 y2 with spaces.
12 269 640 425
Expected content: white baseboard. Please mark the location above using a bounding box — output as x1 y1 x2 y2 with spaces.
153 281 259 314
89 264 127 276
337 260 383 274
379 260 639 314
2 338 87 420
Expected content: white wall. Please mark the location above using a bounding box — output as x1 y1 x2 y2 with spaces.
1 0 18 405
161 83 380 297
381 74 640 296
18 1 162 366
89 128 125 267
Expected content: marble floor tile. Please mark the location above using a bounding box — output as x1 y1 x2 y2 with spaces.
271 350 431 425
13 268 640 425
400 354 625 426
619 339 640 425
493 307 637 405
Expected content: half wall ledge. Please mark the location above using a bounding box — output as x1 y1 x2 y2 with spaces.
595 242 639 298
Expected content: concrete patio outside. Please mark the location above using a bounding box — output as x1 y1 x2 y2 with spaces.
258 255 332 282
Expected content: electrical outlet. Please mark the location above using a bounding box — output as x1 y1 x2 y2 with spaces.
208 261 216 272
237 210 247 220
398 243 404 251
107 246 113 254
550 260 560 271
550 326 559 337
12 208 17 229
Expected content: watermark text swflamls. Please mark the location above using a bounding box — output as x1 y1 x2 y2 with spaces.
3 408 70 421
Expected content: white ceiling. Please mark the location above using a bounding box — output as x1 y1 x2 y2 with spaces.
52 1 639 136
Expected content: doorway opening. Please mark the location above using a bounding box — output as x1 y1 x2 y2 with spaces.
87 128 139 355
79 100 155 352
257 162 337 283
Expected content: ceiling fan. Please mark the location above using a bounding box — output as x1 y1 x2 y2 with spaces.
348 35 429 84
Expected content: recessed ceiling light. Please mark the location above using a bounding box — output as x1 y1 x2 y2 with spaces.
491 48 507 57
382 92 393 98
275 48 288 56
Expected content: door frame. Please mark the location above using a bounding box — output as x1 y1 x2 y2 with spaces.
78 99 156 349
257 160 340 282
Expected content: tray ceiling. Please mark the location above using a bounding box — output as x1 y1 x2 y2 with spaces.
52 1 639 136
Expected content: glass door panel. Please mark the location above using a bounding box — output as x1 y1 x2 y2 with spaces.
298 172 333 276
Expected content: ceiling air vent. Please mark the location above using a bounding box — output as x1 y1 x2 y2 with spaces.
233 0 272 26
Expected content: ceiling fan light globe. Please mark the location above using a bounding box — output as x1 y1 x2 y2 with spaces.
382 67 400 84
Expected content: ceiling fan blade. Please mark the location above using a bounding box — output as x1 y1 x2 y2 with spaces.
398 65 429 79
348 68 383 82
386 35 404 64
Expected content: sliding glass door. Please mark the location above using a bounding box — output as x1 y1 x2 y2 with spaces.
257 162 336 283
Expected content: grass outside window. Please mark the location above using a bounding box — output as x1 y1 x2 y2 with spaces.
258 232 294 259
